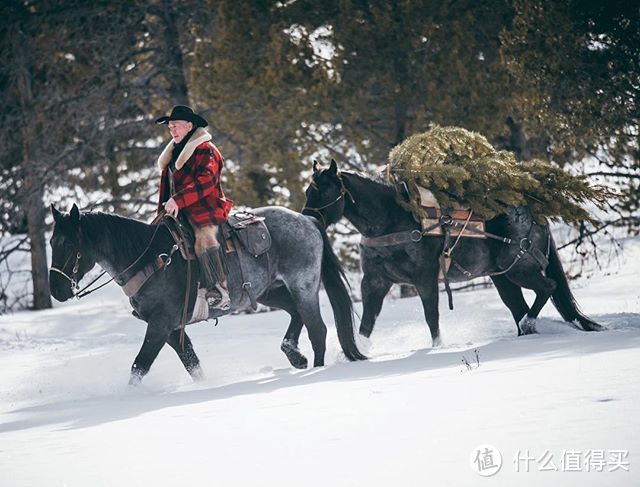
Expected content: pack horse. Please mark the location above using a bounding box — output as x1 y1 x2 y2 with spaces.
49 204 365 384
302 160 602 346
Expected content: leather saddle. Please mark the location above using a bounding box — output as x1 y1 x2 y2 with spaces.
162 211 272 312
156 211 272 262
399 183 486 238
159 213 196 260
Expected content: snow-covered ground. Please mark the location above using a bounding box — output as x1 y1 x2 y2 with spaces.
1 237 639 487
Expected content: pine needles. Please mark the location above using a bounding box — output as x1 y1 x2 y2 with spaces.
388 126 612 225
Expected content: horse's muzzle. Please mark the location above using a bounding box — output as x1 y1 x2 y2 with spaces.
49 271 74 302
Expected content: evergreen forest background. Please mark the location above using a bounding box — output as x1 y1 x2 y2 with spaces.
1 0 638 311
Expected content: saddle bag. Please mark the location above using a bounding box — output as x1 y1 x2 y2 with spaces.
221 211 272 311
225 212 272 257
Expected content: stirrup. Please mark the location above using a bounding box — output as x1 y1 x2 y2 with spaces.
206 283 230 310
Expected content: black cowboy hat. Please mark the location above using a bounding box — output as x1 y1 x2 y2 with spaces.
155 105 208 127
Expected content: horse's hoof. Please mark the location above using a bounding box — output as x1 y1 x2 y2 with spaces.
281 340 308 369
519 317 537 335
432 335 442 347
288 354 308 369
189 366 205 381
579 319 604 332
359 327 372 338
128 365 145 386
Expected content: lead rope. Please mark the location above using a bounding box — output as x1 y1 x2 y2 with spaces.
164 216 193 351
168 167 193 350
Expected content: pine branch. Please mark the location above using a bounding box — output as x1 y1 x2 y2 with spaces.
83 197 157 211
587 171 640 180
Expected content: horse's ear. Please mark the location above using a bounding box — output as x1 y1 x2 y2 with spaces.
69 203 80 226
329 159 338 176
312 160 320 174
51 204 63 223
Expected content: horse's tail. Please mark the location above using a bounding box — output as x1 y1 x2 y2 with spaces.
547 235 603 331
310 217 367 361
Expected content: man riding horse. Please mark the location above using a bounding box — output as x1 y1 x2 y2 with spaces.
155 105 233 310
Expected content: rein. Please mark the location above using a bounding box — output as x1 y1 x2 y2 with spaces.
49 252 111 298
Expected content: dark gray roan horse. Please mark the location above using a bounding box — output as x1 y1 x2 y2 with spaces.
302 160 602 347
49 203 366 384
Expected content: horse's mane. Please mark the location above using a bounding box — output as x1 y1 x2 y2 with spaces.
338 169 417 229
80 212 160 262
343 170 397 195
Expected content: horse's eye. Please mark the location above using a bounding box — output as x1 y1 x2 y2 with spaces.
58 239 73 251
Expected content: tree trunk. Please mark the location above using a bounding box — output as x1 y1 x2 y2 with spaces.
506 116 531 160
22 120 51 310
24 174 51 310
391 16 408 146
160 0 190 104
13 20 51 310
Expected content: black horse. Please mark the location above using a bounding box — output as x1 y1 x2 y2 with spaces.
49 204 365 384
302 159 602 346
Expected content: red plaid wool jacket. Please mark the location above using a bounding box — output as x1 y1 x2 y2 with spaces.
156 128 233 227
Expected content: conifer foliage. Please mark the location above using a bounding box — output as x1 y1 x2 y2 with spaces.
388 126 612 225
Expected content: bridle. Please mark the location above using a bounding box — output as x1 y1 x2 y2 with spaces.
49 250 111 299
49 251 82 291
49 222 170 299
302 172 355 227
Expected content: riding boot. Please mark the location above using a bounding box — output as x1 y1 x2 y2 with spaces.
198 245 231 310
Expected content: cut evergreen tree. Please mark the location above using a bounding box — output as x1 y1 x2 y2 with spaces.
388 126 612 225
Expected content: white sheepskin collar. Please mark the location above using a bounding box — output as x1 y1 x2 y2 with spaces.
157 127 212 171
